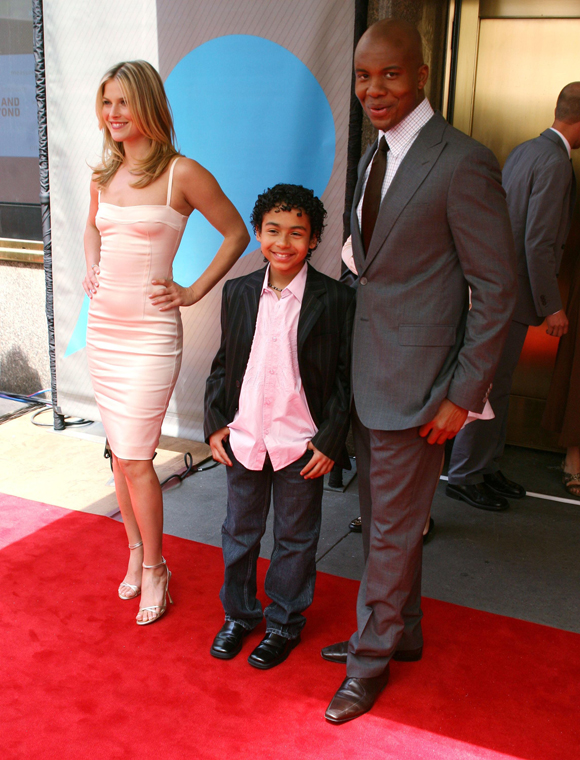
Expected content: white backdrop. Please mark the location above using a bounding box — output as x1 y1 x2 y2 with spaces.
45 0 354 441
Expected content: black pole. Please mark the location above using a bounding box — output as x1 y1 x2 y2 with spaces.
32 0 65 430
342 0 369 244
446 0 462 125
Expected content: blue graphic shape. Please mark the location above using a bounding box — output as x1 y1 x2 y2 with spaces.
0 54 39 158
165 34 335 286
65 295 90 357
65 35 335 357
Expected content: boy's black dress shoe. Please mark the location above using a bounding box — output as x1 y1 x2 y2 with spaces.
445 482 509 511
321 640 422 664
325 669 390 724
248 632 300 669
210 621 250 659
483 471 526 499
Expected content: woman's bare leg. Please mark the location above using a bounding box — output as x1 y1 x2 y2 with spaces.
565 446 580 474
112 453 144 594
564 446 580 495
115 458 168 623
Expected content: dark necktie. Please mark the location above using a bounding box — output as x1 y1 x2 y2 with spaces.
361 136 388 254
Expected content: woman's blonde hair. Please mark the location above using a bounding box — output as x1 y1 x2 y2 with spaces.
92 60 181 189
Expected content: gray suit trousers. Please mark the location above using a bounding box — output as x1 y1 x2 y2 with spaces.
447 319 529 484
347 405 444 679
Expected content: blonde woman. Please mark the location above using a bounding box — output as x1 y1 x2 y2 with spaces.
83 60 249 626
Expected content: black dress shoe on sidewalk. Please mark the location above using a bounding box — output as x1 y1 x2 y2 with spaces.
349 516 362 533
483 471 526 499
423 517 435 544
210 621 250 660
446 482 509 511
321 641 422 664
248 632 300 669
325 669 390 724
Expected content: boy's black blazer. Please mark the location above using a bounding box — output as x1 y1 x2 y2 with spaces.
204 264 356 467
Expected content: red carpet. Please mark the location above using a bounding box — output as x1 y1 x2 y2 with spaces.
1 492 578 760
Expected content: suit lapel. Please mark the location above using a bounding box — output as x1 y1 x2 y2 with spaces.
360 113 447 274
298 266 325 352
241 268 264 342
351 143 377 275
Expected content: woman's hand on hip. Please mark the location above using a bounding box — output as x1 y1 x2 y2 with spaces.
150 278 196 310
83 265 100 298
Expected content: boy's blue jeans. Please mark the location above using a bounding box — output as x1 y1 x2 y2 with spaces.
220 440 324 640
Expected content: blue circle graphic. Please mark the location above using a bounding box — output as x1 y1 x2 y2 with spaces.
165 35 336 285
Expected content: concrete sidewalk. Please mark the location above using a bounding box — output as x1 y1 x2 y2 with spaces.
2 406 579 633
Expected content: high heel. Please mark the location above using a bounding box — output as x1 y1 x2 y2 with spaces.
118 541 143 600
136 557 173 626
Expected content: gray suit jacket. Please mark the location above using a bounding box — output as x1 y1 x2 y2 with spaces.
503 128 576 325
351 111 517 431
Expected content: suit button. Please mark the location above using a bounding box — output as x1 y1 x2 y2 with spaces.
235 380 240 388
360 277 368 285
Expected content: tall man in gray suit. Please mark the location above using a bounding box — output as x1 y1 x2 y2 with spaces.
321 19 517 724
447 83 580 512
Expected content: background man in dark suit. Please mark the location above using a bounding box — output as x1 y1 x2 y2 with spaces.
447 83 580 511
322 19 516 724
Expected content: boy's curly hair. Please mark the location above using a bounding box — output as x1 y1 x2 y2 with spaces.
250 184 327 252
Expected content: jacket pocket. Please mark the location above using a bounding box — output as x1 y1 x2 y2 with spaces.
398 324 456 346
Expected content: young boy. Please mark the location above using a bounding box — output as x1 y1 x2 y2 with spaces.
205 184 355 669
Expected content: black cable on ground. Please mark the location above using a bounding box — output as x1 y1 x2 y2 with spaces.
30 408 93 427
0 404 41 426
160 454 218 490
0 390 50 425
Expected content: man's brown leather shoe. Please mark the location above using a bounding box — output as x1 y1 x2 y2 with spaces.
321 640 422 663
325 668 390 724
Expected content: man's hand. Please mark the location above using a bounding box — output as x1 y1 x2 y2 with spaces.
150 278 197 310
545 309 568 338
419 399 468 445
300 442 334 480
82 264 100 298
209 427 232 466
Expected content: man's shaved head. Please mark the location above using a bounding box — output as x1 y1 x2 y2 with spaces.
555 82 580 124
356 18 425 69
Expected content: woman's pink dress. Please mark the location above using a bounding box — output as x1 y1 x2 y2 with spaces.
87 159 187 459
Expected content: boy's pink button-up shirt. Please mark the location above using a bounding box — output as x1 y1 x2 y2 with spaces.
228 264 317 471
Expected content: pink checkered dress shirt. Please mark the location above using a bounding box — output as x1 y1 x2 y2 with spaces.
228 263 317 471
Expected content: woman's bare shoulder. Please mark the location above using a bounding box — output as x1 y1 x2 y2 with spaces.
173 156 214 184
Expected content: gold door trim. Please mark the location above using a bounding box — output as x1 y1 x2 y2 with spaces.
451 0 480 135
480 0 580 18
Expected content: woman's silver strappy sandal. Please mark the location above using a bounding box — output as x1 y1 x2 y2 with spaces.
118 541 143 600
136 557 173 626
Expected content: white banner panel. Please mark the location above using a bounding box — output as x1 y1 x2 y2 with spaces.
48 0 354 442
45 0 159 421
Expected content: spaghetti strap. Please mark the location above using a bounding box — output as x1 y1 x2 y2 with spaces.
166 157 180 206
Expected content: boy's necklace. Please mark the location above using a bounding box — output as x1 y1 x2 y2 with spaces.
268 281 284 292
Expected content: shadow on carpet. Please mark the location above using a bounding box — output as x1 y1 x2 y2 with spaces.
1 494 578 760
